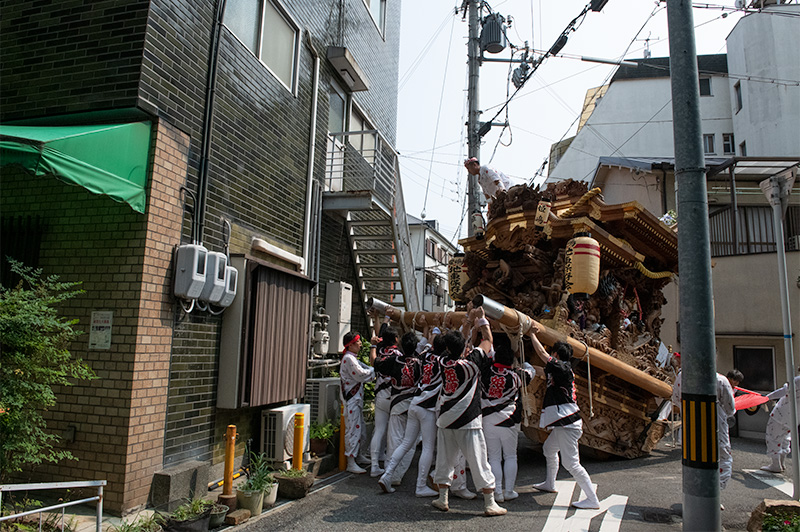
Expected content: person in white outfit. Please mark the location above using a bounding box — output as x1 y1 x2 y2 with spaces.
432 307 506 517
369 318 392 477
528 326 600 509
761 372 800 473
374 330 420 488
340 331 376 474
671 368 739 491
464 157 512 202
379 328 443 497
480 333 533 503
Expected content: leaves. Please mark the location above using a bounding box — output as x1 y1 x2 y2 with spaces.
0 258 95 481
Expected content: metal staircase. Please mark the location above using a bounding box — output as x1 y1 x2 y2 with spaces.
323 131 419 312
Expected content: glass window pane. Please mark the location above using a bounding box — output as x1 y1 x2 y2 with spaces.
225 0 261 53
260 0 296 87
328 89 345 133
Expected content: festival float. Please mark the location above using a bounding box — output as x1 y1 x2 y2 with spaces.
369 179 680 459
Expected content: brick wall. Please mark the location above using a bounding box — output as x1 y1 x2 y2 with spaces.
121 121 188 508
0 119 188 513
0 0 149 121
1 0 402 490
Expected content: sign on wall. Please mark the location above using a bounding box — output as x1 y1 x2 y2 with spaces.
89 310 113 350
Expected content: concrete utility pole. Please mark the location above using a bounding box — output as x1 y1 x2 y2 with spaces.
466 0 482 236
761 170 799 499
665 1 720 530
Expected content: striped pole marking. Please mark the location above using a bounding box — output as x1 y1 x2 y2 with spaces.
682 393 718 469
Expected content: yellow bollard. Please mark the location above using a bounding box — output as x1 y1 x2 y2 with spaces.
223 425 236 496
339 404 346 471
293 412 304 470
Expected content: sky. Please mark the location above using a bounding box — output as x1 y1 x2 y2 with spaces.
395 0 746 245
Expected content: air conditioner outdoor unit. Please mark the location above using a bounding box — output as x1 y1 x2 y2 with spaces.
305 377 341 424
261 404 311 463
787 235 800 252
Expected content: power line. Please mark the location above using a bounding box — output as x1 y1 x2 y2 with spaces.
422 11 458 218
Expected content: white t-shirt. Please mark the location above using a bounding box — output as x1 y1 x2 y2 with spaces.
478 165 512 199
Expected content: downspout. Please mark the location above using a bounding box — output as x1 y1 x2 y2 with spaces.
196 0 227 244
302 32 321 274
304 32 322 364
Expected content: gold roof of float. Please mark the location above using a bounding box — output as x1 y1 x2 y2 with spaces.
460 190 678 274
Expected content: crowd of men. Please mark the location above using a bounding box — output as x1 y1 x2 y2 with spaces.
338 304 600 517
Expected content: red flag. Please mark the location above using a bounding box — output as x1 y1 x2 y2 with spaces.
734 386 769 411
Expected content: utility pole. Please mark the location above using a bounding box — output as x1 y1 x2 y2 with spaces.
761 170 799 499
666 1 720 530
466 0 482 236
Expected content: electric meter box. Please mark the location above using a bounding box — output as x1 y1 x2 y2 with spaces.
200 252 227 302
214 265 238 307
174 244 208 299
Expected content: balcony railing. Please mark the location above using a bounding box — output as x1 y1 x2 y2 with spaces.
325 130 397 210
710 204 800 256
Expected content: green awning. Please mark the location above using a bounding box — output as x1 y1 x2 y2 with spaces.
0 122 152 213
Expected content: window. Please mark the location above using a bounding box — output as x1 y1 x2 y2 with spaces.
328 83 346 134
349 107 377 163
722 133 735 154
733 346 774 392
739 141 747 156
703 134 715 154
699 78 711 96
734 81 743 112
225 0 300 91
364 0 386 34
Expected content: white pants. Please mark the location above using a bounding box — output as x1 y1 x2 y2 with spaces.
383 404 436 488
765 412 792 458
433 427 495 491
484 422 519 494
343 398 365 457
370 390 390 467
387 411 415 482
542 420 596 500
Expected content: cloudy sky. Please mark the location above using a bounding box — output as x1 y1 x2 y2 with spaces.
395 0 745 243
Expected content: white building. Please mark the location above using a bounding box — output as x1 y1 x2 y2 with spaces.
546 4 800 437
407 215 457 312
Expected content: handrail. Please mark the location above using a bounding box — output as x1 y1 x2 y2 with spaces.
0 480 106 532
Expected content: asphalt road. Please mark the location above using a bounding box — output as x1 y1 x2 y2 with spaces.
241 434 789 531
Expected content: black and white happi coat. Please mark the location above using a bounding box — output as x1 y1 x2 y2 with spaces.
436 347 492 430
480 361 534 427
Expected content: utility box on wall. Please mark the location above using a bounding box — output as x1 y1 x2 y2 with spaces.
325 281 352 354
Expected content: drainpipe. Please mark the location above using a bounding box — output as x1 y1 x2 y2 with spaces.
302 32 321 274
196 0 227 244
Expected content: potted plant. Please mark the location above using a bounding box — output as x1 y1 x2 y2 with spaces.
308 419 337 456
163 499 213 532
236 451 273 516
207 504 228 529
274 468 315 499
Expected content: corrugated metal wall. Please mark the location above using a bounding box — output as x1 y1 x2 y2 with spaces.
245 263 312 407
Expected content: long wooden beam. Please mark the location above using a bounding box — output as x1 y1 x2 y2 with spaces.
367 296 673 399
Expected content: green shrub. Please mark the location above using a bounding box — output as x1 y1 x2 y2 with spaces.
763 511 800 532
309 420 337 441
0 259 95 481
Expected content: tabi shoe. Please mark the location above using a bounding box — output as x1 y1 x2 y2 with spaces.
533 481 557 493
346 456 367 474
415 486 439 498
494 490 504 503
370 465 385 477
761 457 784 473
503 490 519 501
571 497 601 509
432 489 450 512
391 479 402 486
483 492 507 516
378 474 396 493
451 488 477 500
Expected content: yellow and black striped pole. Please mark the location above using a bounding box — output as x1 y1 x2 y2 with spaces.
681 393 717 469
